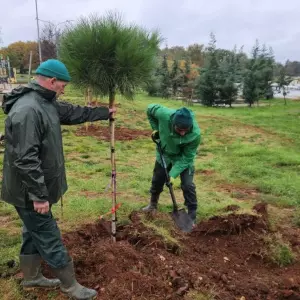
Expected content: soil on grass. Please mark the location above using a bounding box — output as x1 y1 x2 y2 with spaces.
218 183 261 200
16 203 300 300
196 169 216 176
76 124 152 141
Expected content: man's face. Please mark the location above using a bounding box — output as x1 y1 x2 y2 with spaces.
174 126 190 136
47 78 68 96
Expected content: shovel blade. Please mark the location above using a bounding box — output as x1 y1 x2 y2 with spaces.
169 209 194 233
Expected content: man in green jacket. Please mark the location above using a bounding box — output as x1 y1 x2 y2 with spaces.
1 59 116 300
142 104 201 223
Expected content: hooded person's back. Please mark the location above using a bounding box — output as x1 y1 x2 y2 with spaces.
2 85 33 114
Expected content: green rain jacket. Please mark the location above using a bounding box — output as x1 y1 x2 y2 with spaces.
147 104 201 179
1 81 110 208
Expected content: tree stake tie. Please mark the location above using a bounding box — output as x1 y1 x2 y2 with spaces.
99 203 121 220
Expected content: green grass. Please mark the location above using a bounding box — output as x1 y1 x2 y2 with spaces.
292 208 300 227
0 278 23 300
263 233 295 267
0 85 300 271
0 229 20 265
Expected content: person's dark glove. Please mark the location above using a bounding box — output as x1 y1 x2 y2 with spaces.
151 130 160 140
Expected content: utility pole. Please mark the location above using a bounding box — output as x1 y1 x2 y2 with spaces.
28 51 33 83
35 0 42 63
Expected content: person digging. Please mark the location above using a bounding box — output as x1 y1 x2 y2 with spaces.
1 59 116 300
142 104 201 224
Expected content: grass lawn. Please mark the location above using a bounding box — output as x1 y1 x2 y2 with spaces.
0 85 299 299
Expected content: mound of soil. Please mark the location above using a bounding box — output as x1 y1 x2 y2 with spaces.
76 124 152 141
192 213 267 235
24 204 300 300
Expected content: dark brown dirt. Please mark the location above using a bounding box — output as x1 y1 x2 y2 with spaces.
222 204 240 212
75 124 152 141
20 204 300 300
218 183 260 199
253 202 268 216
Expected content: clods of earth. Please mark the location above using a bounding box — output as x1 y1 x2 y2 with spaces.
5 203 300 300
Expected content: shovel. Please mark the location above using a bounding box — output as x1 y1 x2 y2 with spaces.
152 136 194 233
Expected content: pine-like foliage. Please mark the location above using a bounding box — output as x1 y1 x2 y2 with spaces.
59 11 162 102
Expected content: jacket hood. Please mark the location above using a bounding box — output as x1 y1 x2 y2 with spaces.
2 81 56 114
2 85 32 114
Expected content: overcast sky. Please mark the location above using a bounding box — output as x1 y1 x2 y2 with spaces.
1 0 300 62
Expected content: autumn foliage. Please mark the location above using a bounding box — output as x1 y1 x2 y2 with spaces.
0 41 39 72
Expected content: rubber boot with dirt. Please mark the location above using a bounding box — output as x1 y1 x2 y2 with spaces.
51 259 97 300
141 194 159 212
188 209 197 225
20 254 60 289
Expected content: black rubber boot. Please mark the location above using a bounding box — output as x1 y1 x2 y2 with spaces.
141 194 159 212
51 260 97 300
20 254 60 289
188 209 197 224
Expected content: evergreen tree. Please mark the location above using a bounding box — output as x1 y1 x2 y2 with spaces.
160 54 171 98
243 41 264 106
217 49 238 107
184 59 191 83
195 33 219 106
277 66 293 105
170 59 184 96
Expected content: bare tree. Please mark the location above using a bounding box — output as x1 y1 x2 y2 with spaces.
40 23 59 59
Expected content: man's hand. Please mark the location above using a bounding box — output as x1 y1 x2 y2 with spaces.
109 107 117 115
33 201 50 214
151 130 159 140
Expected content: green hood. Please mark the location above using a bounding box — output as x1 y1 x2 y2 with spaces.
2 82 56 114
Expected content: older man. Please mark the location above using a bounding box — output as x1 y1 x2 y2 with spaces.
1 59 115 299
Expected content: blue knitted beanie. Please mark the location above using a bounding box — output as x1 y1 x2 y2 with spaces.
36 59 71 82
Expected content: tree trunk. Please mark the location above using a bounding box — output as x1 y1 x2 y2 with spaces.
284 95 286 105
189 88 194 106
85 87 92 131
109 90 117 243
84 88 87 131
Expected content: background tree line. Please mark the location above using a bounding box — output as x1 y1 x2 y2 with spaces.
0 25 299 108
160 44 300 78
146 33 296 106
0 23 60 73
